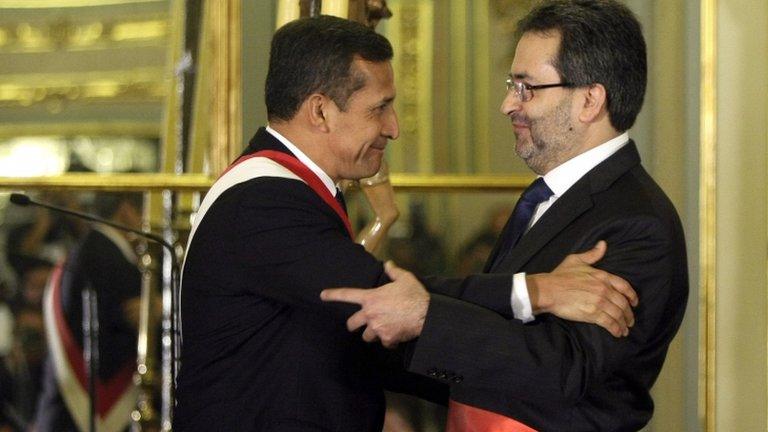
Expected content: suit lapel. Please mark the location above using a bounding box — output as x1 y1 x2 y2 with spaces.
498 182 593 273
490 141 642 273
483 216 516 272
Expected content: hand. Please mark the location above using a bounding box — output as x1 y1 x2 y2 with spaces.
320 261 429 348
527 241 638 338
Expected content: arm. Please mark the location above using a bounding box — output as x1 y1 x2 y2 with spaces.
423 242 635 326
409 216 687 403
183 178 390 322
321 215 687 402
325 242 637 340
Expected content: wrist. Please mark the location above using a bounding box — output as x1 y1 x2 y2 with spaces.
527 273 552 314
412 294 430 336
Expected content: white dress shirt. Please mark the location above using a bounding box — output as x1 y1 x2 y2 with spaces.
266 125 338 197
511 132 629 322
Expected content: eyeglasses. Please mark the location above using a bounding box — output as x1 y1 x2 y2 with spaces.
505 77 575 102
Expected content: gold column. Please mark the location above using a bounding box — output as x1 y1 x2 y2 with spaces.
471 0 491 172
209 0 242 176
449 0 470 173
321 0 349 17
700 0 717 429
277 0 301 27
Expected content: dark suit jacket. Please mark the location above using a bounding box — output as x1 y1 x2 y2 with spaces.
412 142 688 431
174 128 444 432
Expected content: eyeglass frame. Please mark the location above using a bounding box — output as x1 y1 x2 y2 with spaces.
505 77 576 102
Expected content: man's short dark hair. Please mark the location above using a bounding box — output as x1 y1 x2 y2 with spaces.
517 0 646 132
92 192 143 219
265 15 393 122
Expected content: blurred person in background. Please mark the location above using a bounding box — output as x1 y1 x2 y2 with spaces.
32 192 144 432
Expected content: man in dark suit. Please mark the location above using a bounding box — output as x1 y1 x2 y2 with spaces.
33 192 144 432
175 14 640 432
323 1 688 431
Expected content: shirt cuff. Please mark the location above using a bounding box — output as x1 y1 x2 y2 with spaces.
511 272 535 323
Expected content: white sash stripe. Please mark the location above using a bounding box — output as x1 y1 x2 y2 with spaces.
179 157 304 338
43 276 138 432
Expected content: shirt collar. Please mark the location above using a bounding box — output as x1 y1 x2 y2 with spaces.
543 132 629 197
266 125 338 196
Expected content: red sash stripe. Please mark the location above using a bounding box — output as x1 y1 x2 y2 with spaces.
226 150 354 238
447 400 537 432
49 263 136 417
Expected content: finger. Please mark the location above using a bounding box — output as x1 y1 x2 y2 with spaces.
346 310 368 332
320 288 367 304
362 326 380 343
574 240 607 265
606 274 639 308
593 311 624 338
381 337 398 349
594 296 630 334
603 288 635 328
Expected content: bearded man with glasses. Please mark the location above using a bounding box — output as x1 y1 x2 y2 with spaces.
323 1 689 430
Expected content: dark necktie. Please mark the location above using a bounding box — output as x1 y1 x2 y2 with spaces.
491 177 554 269
335 188 348 213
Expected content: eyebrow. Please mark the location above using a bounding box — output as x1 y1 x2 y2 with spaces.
508 72 531 81
372 96 395 108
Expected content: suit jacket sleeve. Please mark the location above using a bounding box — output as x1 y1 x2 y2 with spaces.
408 214 687 405
420 274 516 319
186 177 390 322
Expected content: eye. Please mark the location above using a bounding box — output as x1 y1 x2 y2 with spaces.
372 103 389 115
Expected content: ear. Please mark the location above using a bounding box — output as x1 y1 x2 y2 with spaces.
305 93 333 132
578 83 608 124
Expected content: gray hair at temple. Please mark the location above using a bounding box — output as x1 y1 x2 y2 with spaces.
265 15 393 122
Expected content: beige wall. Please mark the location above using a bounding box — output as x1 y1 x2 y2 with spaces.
643 0 691 429
714 0 768 429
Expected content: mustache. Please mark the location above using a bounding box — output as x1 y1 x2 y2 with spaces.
510 112 530 127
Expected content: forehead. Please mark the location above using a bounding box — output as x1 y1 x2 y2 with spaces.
511 31 561 81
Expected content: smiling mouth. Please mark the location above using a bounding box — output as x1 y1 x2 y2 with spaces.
513 123 529 131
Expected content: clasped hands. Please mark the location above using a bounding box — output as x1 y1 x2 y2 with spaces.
320 240 639 348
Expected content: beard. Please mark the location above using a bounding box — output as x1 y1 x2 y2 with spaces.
513 94 576 175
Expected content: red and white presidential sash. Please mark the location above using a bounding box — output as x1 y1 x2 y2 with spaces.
187 150 352 246
181 150 353 335
43 262 138 432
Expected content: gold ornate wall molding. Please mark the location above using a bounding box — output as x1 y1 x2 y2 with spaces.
0 121 159 138
0 17 167 53
0 68 166 112
0 173 530 192
0 0 165 7
385 0 434 174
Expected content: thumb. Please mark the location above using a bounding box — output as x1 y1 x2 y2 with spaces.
384 260 406 280
575 240 607 265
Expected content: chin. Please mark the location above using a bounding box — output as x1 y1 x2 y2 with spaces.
515 143 534 160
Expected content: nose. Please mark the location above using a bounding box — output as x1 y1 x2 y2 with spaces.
383 107 399 140
500 90 521 117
